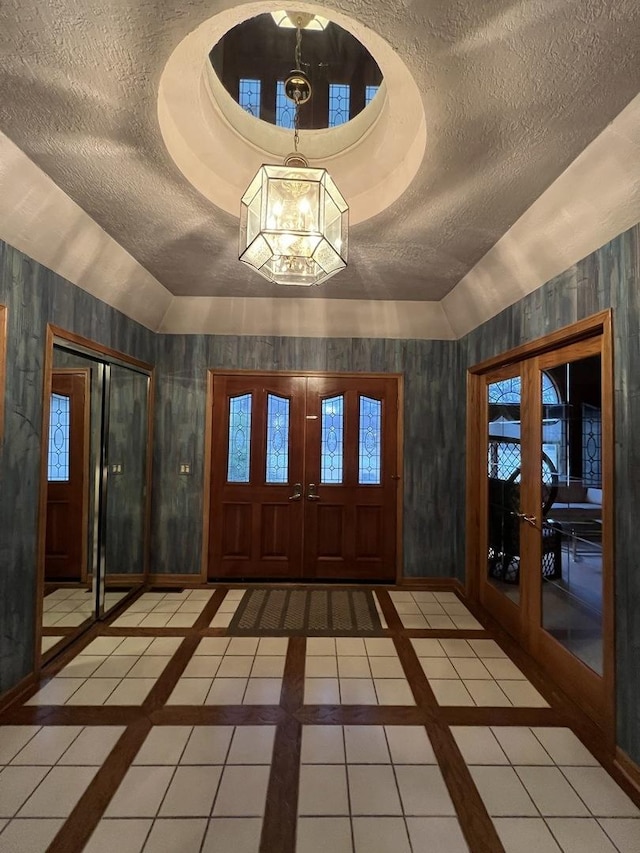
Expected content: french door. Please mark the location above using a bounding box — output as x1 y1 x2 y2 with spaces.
208 372 400 581
469 315 614 733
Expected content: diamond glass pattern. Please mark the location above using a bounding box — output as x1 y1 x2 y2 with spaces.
227 394 252 482
266 394 290 483
328 83 350 126
239 78 261 117
358 396 381 484
48 392 70 481
321 396 344 484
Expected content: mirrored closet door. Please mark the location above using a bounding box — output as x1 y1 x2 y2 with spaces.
39 332 152 662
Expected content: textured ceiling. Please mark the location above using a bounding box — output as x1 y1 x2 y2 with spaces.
1 0 639 302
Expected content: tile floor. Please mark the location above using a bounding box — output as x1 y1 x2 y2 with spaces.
389 591 484 630
167 637 287 706
304 637 415 705
28 636 183 706
43 589 129 628
412 637 549 707
0 585 637 853
452 726 640 852
111 590 214 628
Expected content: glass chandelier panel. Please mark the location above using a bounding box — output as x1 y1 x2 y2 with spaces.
238 14 349 286
240 161 348 286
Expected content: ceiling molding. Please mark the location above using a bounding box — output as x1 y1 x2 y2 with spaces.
159 295 455 339
1 91 639 341
0 131 172 331
442 93 640 338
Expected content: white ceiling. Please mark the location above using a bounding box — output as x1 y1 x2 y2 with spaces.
0 1 639 336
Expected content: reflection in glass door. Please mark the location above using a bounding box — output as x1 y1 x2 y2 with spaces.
540 352 604 675
486 370 523 608
471 314 612 731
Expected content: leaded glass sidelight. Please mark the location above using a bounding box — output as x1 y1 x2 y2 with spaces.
227 394 252 482
359 396 382 484
48 393 70 481
266 394 290 483
321 395 344 483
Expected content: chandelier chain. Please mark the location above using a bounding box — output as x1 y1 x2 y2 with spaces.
294 26 303 151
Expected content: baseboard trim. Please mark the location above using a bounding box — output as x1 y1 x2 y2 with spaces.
398 577 465 594
147 573 208 587
615 747 640 796
0 672 36 713
106 574 145 586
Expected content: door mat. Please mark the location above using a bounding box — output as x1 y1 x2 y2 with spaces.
227 588 384 636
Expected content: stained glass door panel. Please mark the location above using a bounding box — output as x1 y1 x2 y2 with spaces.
303 376 398 581
45 371 89 581
209 373 400 581
209 375 305 578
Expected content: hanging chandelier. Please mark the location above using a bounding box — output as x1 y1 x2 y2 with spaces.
239 20 349 286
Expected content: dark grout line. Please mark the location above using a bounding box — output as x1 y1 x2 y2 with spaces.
281 637 306 713
393 634 441 715
374 589 404 631
260 716 301 853
193 588 228 629
46 716 152 853
426 720 506 853
259 635 306 853
297 706 427 725
150 706 286 726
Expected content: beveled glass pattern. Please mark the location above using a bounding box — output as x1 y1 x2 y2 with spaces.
48 393 70 481
239 78 261 117
359 396 382 484
227 394 252 483
329 83 350 126
488 375 560 405
266 394 290 484
239 162 348 286
321 395 344 484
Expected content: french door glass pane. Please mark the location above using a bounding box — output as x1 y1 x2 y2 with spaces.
542 355 603 674
487 377 522 604
227 393 252 482
359 396 381 484
266 394 290 483
321 395 344 483
48 393 71 481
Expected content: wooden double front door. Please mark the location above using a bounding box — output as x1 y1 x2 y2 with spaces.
208 373 400 581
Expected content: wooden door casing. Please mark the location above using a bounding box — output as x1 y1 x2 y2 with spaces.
45 370 89 581
466 312 614 736
208 372 400 581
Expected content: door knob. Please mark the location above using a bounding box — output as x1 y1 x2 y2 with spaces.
306 483 320 501
515 512 538 527
288 483 302 501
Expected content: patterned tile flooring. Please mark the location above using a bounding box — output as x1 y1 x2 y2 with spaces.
0 585 638 853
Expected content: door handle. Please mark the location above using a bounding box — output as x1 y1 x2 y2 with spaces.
515 512 538 527
306 483 320 501
288 483 302 501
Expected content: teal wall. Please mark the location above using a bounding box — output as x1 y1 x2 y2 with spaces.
0 242 155 693
151 334 464 580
